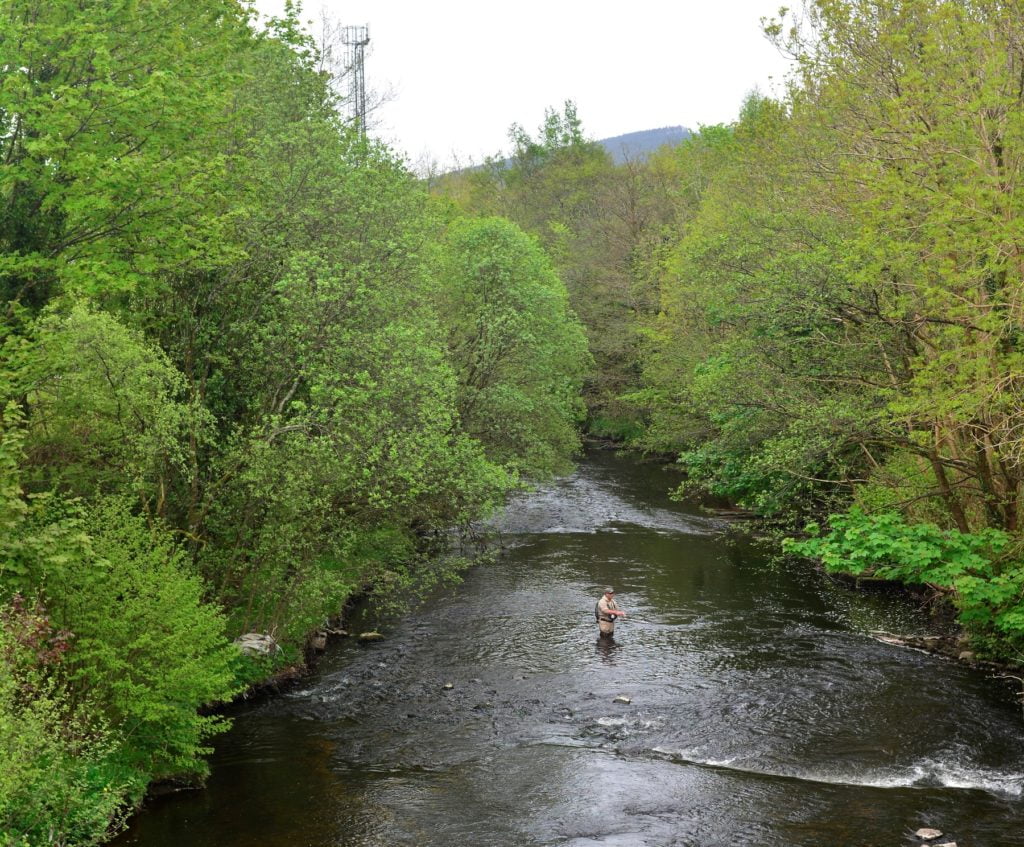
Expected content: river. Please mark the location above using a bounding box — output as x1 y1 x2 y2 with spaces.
117 449 1024 846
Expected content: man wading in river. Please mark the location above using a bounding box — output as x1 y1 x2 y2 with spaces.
596 587 625 637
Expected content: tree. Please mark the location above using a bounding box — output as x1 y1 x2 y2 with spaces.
8 303 204 512
438 103 672 433
637 96 889 518
434 217 591 479
764 0 1024 532
0 0 254 305
0 403 239 789
0 594 126 847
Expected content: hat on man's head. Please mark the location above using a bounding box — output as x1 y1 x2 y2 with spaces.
603 586 615 594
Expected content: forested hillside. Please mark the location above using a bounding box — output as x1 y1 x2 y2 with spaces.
0 1 589 843
438 3 1024 671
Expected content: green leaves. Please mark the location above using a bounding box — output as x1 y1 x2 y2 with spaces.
0 0 254 300
0 601 128 846
9 304 205 506
0 2 601 832
59 497 239 781
786 507 1024 659
0 404 238 806
434 217 591 479
630 2 1024 546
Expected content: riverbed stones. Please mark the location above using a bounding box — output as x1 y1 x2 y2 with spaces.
915 828 943 840
357 631 384 642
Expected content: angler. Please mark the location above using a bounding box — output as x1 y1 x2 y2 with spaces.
595 586 626 637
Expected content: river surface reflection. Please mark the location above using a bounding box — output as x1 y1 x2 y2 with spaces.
117 449 1024 846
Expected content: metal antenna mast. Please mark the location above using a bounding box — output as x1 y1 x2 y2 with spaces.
341 25 370 137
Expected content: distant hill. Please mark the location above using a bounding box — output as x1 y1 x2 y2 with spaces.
598 126 691 163
437 126 692 177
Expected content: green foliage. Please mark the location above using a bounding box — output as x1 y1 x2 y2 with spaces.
10 304 205 504
0 0 253 301
434 216 591 478
575 1 1024 669
786 509 1009 583
852 452 960 529
586 414 646 444
756 0 1024 533
0 409 239 788
639 107 880 519
507 100 595 174
190 222 517 640
437 104 663 425
787 509 1024 661
56 498 240 781
0 598 129 847
0 0 598 834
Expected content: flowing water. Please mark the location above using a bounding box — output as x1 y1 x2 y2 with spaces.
118 449 1024 846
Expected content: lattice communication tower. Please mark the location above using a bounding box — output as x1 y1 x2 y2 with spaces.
342 25 370 136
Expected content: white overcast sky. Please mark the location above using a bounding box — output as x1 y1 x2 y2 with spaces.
252 1 794 167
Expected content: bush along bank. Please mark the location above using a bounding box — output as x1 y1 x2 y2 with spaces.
785 510 1024 670
0 239 586 846
0 442 494 847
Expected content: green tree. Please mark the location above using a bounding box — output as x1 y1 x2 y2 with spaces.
8 303 204 511
636 97 886 520
0 0 254 304
764 0 1024 533
439 103 676 433
434 217 591 478
0 2 601 830
0 404 239 789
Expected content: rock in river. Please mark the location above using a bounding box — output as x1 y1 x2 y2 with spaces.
358 631 385 643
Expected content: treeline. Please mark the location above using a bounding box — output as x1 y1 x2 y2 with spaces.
438 2 1024 666
0 1 589 843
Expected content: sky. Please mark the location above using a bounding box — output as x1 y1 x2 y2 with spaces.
252 0 795 168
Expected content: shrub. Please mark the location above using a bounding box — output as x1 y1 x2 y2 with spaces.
786 509 1024 661
0 596 128 846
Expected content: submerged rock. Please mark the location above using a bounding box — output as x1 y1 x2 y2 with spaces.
613 695 631 704
915 828 943 840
